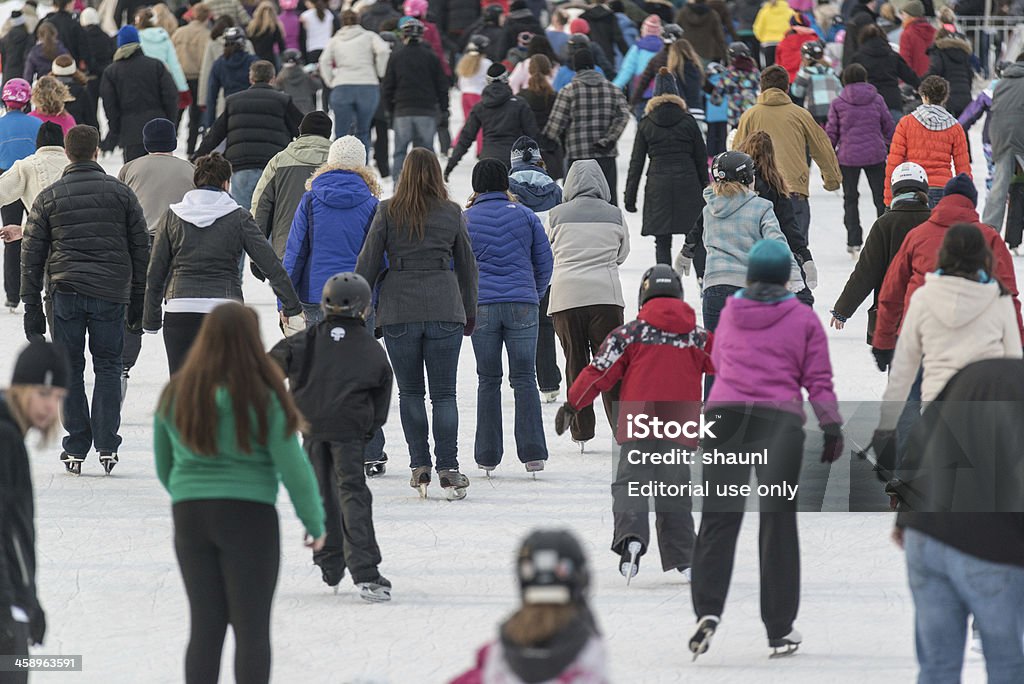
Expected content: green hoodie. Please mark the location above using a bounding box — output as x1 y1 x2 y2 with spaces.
154 387 325 537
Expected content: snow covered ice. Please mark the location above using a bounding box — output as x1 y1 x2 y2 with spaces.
0 101 1005 683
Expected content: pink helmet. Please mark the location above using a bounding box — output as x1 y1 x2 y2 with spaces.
278 0 298 9
403 0 428 18
1 78 31 106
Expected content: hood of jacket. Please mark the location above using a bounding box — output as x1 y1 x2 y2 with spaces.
838 81 881 106
563 159 611 202
481 80 513 107
170 189 240 227
337 24 370 42
282 134 331 166
702 185 760 219
573 68 610 88
499 611 594 683
140 26 172 46
917 271 1003 328
1003 62 1024 80
912 103 957 131
722 293 802 331
221 49 255 69
637 34 663 53
930 193 979 227
638 297 696 334
509 168 562 211
932 35 972 56
756 87 794 106
308 168 374 210
113 42 143 61
644 94 689 123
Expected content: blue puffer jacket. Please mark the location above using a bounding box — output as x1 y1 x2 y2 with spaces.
283 168 379 305
464 191 553 306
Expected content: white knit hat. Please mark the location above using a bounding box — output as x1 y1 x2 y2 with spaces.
328 136 366 169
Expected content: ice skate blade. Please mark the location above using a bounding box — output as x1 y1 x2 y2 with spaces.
443 486 467 501
769 644 799 658
417 484 428 499
358 586 392 603
689 617 719 661
623 540 641 586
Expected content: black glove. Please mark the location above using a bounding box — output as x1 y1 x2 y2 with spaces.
100 132 119 153
463 316 475 336
872 347 894 372
28 602 45 646
624 201 637 213
820 423 843 463
554 402 578 436
249 259 266 282
374 326 383 339
870 429 897 483
127 293 144 335
24 302 45 341
443 165 453 184
594 138 614 154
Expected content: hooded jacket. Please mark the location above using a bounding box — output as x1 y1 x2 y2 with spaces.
626 94 708 237
195 83 303 171
99 44 178 148
0 146 68 225
139 26 188 92
449 81 540 170
883 105 970 204
733 88 841 195
874 193 1023 350
205 50 260 124
275 63 319 115
0 397 41 626
543 69 632 162
464 191 552 306
990 62 1024 160
509 166 562 217
753 0 795 44
878 272 1021 430
0 112 41 172
143 188 302 330
283 167 379 305
899 17 936 77
579 4 628 66
775 26 819 81
850 36 921 113
318 24 391 88
825 82 895 168
568 296 715 445
612 35 663 92
926 34 974 116
547 160 629 315
252 134 331 257
676 3 728 62
198 36 256 116
171 19 211 79
708 293 840 426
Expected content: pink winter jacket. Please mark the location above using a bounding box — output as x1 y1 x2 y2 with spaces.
707 294 841 426
450 636 608 684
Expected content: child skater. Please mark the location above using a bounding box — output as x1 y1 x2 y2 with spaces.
554 264 713 584
789 40 840 125
269 272 393 602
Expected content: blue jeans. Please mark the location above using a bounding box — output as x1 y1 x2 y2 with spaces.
895 365 923 462
471 303 547 467
383 320 463 471
52 291 125 455
330 85 379 159
905 528 1024 684
701 284 740 398
392 115 436 183
231 169 263 213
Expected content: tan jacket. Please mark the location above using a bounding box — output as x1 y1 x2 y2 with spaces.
733 88 841 196
171 20 211 80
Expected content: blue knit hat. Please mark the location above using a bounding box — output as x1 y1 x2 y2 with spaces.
943 173 978 207
117 25 140 47
747 240 791 285
143 118 176 153
653 67 679 97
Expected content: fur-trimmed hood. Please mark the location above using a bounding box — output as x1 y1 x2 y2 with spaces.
306 163 382 199
644 93 687 115
933 35 972 54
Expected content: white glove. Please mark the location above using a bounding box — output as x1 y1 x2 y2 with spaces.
282 313 306 337
674 251 692 277
802 260 818 290
786 279 805 293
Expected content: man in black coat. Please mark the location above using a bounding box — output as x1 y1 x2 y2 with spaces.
43 0 90 66
0 11 32 84
842 0 879 69
195 60 303 212
20 126 150 475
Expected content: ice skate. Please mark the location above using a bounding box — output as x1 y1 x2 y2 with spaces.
6 300 17 313
689 616 720 661
99 452 118 475
524 460 545 477
541 389 560 403
410 466 431 498
365 454 388 479
320 566 344 593
572 438 588 453
357 575 392 603
438 469 469 500
847 245 861 261
620 538 642 585
768 629 802 658
478 463 496 477
60 452 84 476
677 567 692 583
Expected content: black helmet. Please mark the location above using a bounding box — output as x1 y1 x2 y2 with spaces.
466 33 490 53
517 529 590 605
661 23 683 45
223 26 246 47
568 32 590 48
281 48 302 65
801 40 824 61
711 151 755 185
400 18 424 41
638 264 683 307
483 4 503 23
728 41 752 59
321 272 371 319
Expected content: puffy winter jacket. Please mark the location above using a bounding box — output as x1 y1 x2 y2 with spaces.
509 166 562 215
0 111 41 172
899 18 936 77
676 3 728 62
625 94 708 237
884 105 970 204
205 50 260 125
874 193 1023 350
850 36 920 113
252 134 331 257
283 167 379 305
449 81 540 170
195 83 303 171
100 44 178 149
825 82 895 167
989 62 1024 160
140 26 188 92
925 34 975 117
143 188 302 330
612 35 663 94
318 24 390 88
753 0 795 44
172 20 211 79
0 398 41 630
22 161 150 307
547 160 630 315
464 191 552 306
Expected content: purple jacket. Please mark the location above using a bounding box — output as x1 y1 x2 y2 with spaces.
825 82 895 168
708 294 841 426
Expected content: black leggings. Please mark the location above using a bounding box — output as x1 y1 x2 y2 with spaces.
173 499 280 684
1 196 23 306
164 311 208 375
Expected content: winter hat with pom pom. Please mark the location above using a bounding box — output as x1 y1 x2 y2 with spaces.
654 67 680 97
510 136 541 172
328 136 367 168
642 15 662 37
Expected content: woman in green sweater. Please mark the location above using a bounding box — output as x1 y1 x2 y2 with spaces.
153 302 325 684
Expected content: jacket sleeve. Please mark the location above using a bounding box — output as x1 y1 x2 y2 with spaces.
804 111 841 191
159 64 178 120
990 236 1024 344
791 69 809 100
604 88 631 143
373 34 390 80
317 40 333 83
951 125 971 177
896 54 920 89
381 56 396 113
772 190 808 259
242 211 302 315
195 110 228 157
355 207 387 288
434 57 449 114
206 63 222 123
759 204 803 285
521 100 540 140
449 107 481 168
612 47 637 89
831 215 888 319
100 70 120 136
20 195 51 306
878 293 925 430
0 162 28 209
143 210 173 331
281 195 310 295
824 102 840 150
453 212 479 320
370 355 393 432
799 313 842 427
198 45 213 106
153 410 174 492
880 98 896 143
250 158 278 223
267 336 293 374
884 119 908 206
958 92 989 131
529 211 553 299
265 396 325 538
163 40 188 91
567 326 630 410
874 239 914 350
542 88 571 143
616 213 630 265
125 188 150 297
613 16 629 56
285 100 303 137
624 127 647 208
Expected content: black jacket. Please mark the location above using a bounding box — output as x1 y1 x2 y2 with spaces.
457 19 505 62
0 24 31 85
830 196 930 344
55 75 97 129
22 161 150 307
842 3 877 68
359 1 400 33
382 41 448 117
851 37 920 113
518 87 564 179
196 84 303 170
43 11 90 65
580 5 628 67
99 45 178 148
0 398 40 621
625 94 707 237
83 25 115 78
269 316 393 442
926 35 974 117
448 81 540 170
499 9 545 63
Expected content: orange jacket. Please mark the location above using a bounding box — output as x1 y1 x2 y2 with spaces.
884 105 970 206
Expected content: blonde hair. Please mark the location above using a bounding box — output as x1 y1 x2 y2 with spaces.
667 39 704 86
6 385 61 445
711 180 748 197
152 4 180 35
502 604 580 646
456 51 484 79
31 76 72 116
249 1 284 38
465 190 516 208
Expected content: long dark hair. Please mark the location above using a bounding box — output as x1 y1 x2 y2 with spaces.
388 148 449 241
526 35 558 63
737 131 789 198
526 54 554 99
157 303 304 456
37 22 60 61
937 223 1008 294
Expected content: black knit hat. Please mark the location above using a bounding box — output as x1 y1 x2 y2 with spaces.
943 173 978 207
36 121 64 149
143 117 177 153
510 135 541 171
572 47 595 71
472 158 509 193
12 341 70 389
299 111 332 138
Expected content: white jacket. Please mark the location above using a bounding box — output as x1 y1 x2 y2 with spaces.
880 272 1022 429
318 25 390 88
0 147 69 226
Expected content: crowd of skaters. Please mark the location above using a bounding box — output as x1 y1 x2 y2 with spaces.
0 0 1023 682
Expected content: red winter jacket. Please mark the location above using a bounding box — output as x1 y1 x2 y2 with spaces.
567 297 714 445
776 27 819 82
900 18 936 77
874 193 1024 350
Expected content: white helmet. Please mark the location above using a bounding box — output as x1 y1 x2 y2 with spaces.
891 162 928 194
